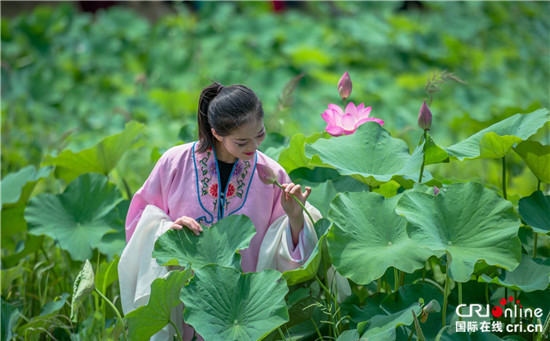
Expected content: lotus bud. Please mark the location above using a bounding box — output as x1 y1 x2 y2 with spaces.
337 72 352 101
418 101 432 130
256 163 277 185
433 186 440 195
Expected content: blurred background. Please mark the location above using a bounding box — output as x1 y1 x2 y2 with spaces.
2 1 549 197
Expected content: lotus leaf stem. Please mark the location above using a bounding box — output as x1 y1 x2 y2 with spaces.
502 156 507 200
418 130 429 183
534 233 538 258
94 288 126 335
442 262 450 328
168 320 183 341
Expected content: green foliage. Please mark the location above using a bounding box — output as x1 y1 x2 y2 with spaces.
514 141 550 184
479 254 550 293
519 191 550 234
126 269 193 340
70 260 95 322
153 215 256 271
327 192 433 285
1 2 549 340
443 109 549 160
42 121 145 183
395 182 522 282
180 265 290 340
25 173 123 261
306 122 431 187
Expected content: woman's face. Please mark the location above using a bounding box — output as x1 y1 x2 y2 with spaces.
212 118 266 162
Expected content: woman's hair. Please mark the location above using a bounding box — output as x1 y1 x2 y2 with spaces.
197 82 264 153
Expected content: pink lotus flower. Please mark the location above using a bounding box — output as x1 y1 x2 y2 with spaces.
322 102 384 136
337 71 352 101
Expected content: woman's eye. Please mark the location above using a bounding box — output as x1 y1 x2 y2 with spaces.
235 142 247 147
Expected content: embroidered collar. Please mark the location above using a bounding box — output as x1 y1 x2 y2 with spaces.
192 141 256 224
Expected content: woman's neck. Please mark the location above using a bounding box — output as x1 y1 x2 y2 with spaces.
213 140 236 163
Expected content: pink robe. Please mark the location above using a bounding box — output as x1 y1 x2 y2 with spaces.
118 141 320 340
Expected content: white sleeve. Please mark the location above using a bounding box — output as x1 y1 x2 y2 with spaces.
118 205 173 315
256 203 322 273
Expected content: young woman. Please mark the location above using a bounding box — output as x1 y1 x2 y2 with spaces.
118 82 321 340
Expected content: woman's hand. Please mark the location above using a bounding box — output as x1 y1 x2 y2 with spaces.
171 216 203 236
280 183 312 233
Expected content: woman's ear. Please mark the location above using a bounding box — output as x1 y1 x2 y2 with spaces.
211 128 223 142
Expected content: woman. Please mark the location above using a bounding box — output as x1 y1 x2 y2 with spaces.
118 82 320 340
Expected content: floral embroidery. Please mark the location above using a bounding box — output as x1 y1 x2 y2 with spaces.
209 183 219 198
194 143 255 221
208 160 217 176
226 183 236 198
233 162 243 177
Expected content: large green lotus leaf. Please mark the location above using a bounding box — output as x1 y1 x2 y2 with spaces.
514 141 550 183
327 192 434 285
1 165 52 207
153 215 255 271
305 122 430 187
97 200 129 260
283 218 331 285
1 166 52 243
25 173 123 261
278 132 326 173
42 121 144 182
395 182 522 282
180 265 289 340
479 254 550 292
360 303 422 340
337 330 361 341
424 135 450 165
518 191 550 234
126 270 193 341
443 109 549 161
305 176 369 217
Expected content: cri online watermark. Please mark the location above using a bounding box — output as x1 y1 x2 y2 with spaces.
455 296 544 334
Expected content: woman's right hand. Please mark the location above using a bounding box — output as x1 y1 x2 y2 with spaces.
171 216 203 236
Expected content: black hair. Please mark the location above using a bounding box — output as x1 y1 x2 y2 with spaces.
197 82 264 153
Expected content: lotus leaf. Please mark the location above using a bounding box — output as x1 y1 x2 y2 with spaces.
514 141 550 183
153 215 255 271
25 173 123 261
180 265 289 340
360 303 422 340
43 121 144 182
327 191 434 285
443 109 549 160
518 190 550 234
305 122 429 187
1 165 52 207
395 182 522 282
283 218 331 285
479 254 550 292
126 270 192 340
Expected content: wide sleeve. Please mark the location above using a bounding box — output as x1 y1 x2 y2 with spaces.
118 205 174 315
125 152 175 242
256 201 322 273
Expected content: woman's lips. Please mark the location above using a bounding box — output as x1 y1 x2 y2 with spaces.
244 152 255 156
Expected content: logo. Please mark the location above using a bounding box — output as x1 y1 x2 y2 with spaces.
455 296 544 334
